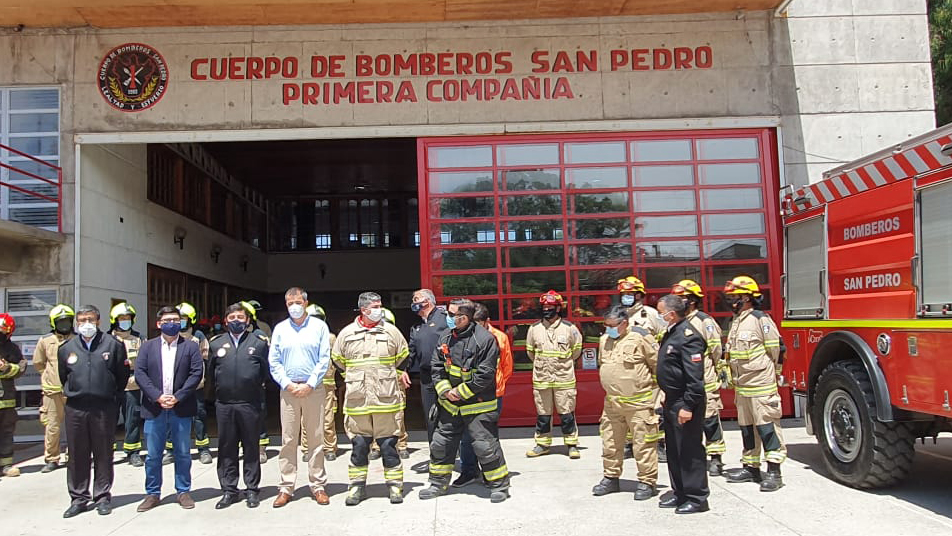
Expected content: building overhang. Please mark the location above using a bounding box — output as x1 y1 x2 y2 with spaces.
0 1 785 29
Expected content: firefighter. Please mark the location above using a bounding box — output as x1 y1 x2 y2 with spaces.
332 292 410 506
241 300 272 464
672 280 727 476
722 275 785 492
109 302 145 467
592 305 660 500
370 307 410 461
246 300 272 338
525 290 583 459
163 302 212 465
0 314 25 478
34 304 75 473
419 298 510 503
301 304 341 462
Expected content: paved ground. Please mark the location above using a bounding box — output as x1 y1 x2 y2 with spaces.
2 419 951 536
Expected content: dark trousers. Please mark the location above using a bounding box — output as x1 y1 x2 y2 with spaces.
193 395 209 449
259 395 269 446
121 390 143 453
429 407 508 488
64 402 117 505
460 399 503 474
0 407 16 466
420 376 437 444
216 402 262 494
663 403 709 507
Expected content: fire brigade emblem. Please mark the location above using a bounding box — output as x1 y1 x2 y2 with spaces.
876 333 891 356
97 43 169 112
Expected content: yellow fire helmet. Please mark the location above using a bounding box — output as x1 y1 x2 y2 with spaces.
616 276 645 294
724 275 762 298
239 301 258 321
382 307 395 323
672 279 704 298
176 302 198 324
109 302 137 324
49 304 75 328
306 304 326 320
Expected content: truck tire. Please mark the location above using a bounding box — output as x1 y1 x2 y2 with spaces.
813 360 914 488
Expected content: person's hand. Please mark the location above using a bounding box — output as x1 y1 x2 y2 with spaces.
446 389 461 402
297 384 313 397
677 408 692 425
399 371 411 389
287 383 300 396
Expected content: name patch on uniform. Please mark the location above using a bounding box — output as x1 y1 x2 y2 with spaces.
223 343 231 349
67 353 78 365
690 354 702 362
217 348 227 357
739 332 751 341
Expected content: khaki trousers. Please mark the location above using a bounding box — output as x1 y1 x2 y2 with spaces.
278 387 327 494
40 392 66 463
735 392 786 466
600 403 659 485
301 386 339 454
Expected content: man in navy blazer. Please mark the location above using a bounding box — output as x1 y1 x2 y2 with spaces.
133 305 204 512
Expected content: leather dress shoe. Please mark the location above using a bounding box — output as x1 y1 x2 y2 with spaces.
96 500 112 516
177 492 195 509
675 501 710 514
658 494 681 508
216 493 240 509
314 489 330 505
273 492 292 508
246 491 260 508
137 495 161 512
63 503 87 519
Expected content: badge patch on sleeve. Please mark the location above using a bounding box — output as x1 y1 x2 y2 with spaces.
690 353 702 362
763 324 771 335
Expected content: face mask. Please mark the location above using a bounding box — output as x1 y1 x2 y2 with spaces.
445 314 456 330
366 308 384 323
728 297 744 313
410 302 425 313
0 333 7 343
288 304 306 319
160 322 182 337
54 319 73 335
78 322 97 338
541 309 558 320
180 319 189 330
605 326 620 339
620 294 635 307
118 320 133 331
214 323 221 331
227 320 247 334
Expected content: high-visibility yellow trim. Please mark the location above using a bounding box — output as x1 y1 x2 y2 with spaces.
644 432 664 443
482 464 509 481
165 442 173 449
384 467 404 481
322 376 336 385
705 441 726 454
704 381 721 393
735 384 779 397
349 465 369 480
765 451 787 464
533 380 576 390
0 456 13 465
435 380 452 396
41 383 62 393
429 463 453 476
606 391 653 405
259 437 270 446
343 401 406 416
781 319 952 329
729 348 767 360
0 400 15 409
0 363 20 379
457 382 475 400
123 442 142 451
534 435 553 446
195 438 210 447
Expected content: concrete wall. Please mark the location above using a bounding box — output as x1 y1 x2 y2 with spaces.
77 143 268 319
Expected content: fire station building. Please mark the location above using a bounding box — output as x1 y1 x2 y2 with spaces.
0 0 936 425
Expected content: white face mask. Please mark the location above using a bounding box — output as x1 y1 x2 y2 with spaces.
288 304 306 320
366 308 384 323
78 322 97 338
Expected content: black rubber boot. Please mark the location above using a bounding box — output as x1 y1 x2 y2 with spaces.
760 462 784 492
592 477 620 496
725 465 762 483
707 455 724 476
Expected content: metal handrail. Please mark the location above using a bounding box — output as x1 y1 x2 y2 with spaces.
0 142 62 233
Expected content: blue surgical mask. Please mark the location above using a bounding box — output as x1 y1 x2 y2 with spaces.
410 302 425 313
214 323 222 331
180 319 188 330
161 322 182 337
621 294 635 306
118 320 133 331
606 326 621 339
445 314 456 330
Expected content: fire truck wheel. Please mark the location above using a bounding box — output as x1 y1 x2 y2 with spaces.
814 360 914 489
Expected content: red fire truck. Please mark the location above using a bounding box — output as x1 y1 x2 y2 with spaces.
780 123 952 488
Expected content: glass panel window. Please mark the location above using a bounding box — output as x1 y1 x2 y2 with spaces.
573 218 630 240
502 169 560 191
504 220 563 242
9 113 58 133
438 248 498 271
10 89 59 109
919 182 952 307
566 167 627 189
508 271 566 294
631 139 692 162
704 239 767 260
428 145 493 168
576 268 631 291
564 141 626 164
700 188 763 210
571 192 629 214
434 222 496 244
698 163 761 185
507 302 543 322
696 138 759 160
507 245 565 268
633 190 695 212
503 194 562 216
440 273 498 296
431 197 494 219
429 171 493 194
645 266 702 286
633 165 694 187
497 143 559 166
8 136 58 156
712 264 769 287
637 240 700 263
635 215 697 237
702 213 765 235
575 243 632 265
785 217 824 314
575 295 616 318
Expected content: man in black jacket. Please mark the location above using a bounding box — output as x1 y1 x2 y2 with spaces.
408 288 448 445
207 303 270 509
58 305 129 518
656 294 709 514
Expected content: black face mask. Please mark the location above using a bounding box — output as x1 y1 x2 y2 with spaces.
541 309 559 320
227 320 247 335
0 333 7 343
410 302 425 313
54 319 73 335
727 297 745 313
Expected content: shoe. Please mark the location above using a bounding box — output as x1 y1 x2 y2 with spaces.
63 503 87 518
525 445 550 458
399 449 410 460
707 457 724 477
389 485 404 504
725 465 762 483
302 451 309 463
658 494 680 508
259 446 268 464
216 493 239 509
369 449 381 460
128 452 144 467
177 492 195 509
418 483 448 500
246 491 260 508
489 486 510 503
760 470 784 492
324 451 336 462
452 472 478 488
634 482 657 501
592 477 620 496
567 446 580 459
199 450 213 464
314 489 330 505
623 443 634 459
1 465 20 477
96 500 112 516
273 492 292 508
345 485 367 506
675 501 710 514
137 495 161 512
162 452 174 465
41 461 59 473
657 442 667 463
